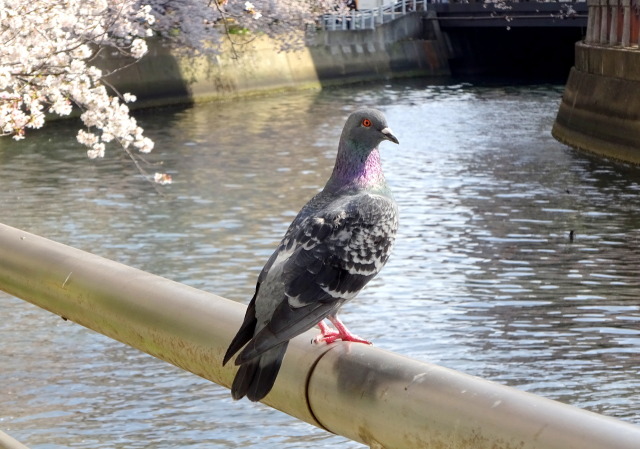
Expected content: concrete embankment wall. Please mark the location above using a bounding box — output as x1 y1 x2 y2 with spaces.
104 12 449 108
552 0 640 164
553 44 640 164
309 12 448 83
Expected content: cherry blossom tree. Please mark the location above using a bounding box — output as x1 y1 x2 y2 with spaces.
0 0 342 175
1 1 155 159
148 0 344 56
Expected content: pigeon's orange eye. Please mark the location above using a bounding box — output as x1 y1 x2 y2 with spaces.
362 118 372 127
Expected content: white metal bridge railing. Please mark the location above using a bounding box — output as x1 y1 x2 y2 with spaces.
319 0 429 31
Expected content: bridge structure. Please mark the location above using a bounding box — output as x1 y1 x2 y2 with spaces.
319 0 589 78
430 0 587 28
436 1 587 77
320 0 587 31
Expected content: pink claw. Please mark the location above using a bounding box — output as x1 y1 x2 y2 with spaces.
312 321 339 344
313 316 372 345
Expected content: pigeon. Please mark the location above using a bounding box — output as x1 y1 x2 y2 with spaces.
223 108 399 402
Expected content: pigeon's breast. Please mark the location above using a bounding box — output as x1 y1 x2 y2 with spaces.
344 196 398 276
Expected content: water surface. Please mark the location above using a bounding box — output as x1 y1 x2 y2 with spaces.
1 80 639 448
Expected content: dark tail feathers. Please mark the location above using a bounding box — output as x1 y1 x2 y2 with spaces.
223 299 257 366
223 291 288 401
231 342 288 401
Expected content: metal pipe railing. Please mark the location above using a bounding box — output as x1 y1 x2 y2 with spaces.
1 222 640 449
0 431 30 449
586 0 640 47
319 0 428 31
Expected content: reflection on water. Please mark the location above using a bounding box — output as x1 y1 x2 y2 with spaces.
1 80 639 448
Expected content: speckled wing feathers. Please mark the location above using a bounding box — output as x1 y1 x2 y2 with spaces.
285 193 397 304
234 192 397 364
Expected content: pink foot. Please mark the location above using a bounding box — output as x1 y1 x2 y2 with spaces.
312 321 340 344
312 317 372 345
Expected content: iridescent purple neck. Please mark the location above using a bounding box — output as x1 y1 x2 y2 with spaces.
327 144 385 191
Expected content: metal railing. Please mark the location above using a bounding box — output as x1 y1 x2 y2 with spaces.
319 0 428 31
1 221 640 449
586 0 640 46
0 431 30 449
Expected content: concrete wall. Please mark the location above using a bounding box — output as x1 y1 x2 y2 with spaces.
101 33 323 109
103 13 449 109
310 12 448 83
552 43 640 164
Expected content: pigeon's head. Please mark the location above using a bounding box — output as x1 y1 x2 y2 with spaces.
341 108 399 152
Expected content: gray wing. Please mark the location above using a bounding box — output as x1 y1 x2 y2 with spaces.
235 192 397 364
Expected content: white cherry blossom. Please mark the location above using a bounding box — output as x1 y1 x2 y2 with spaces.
0 0 154 157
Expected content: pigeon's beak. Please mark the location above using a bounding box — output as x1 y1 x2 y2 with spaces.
381 127 399 145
